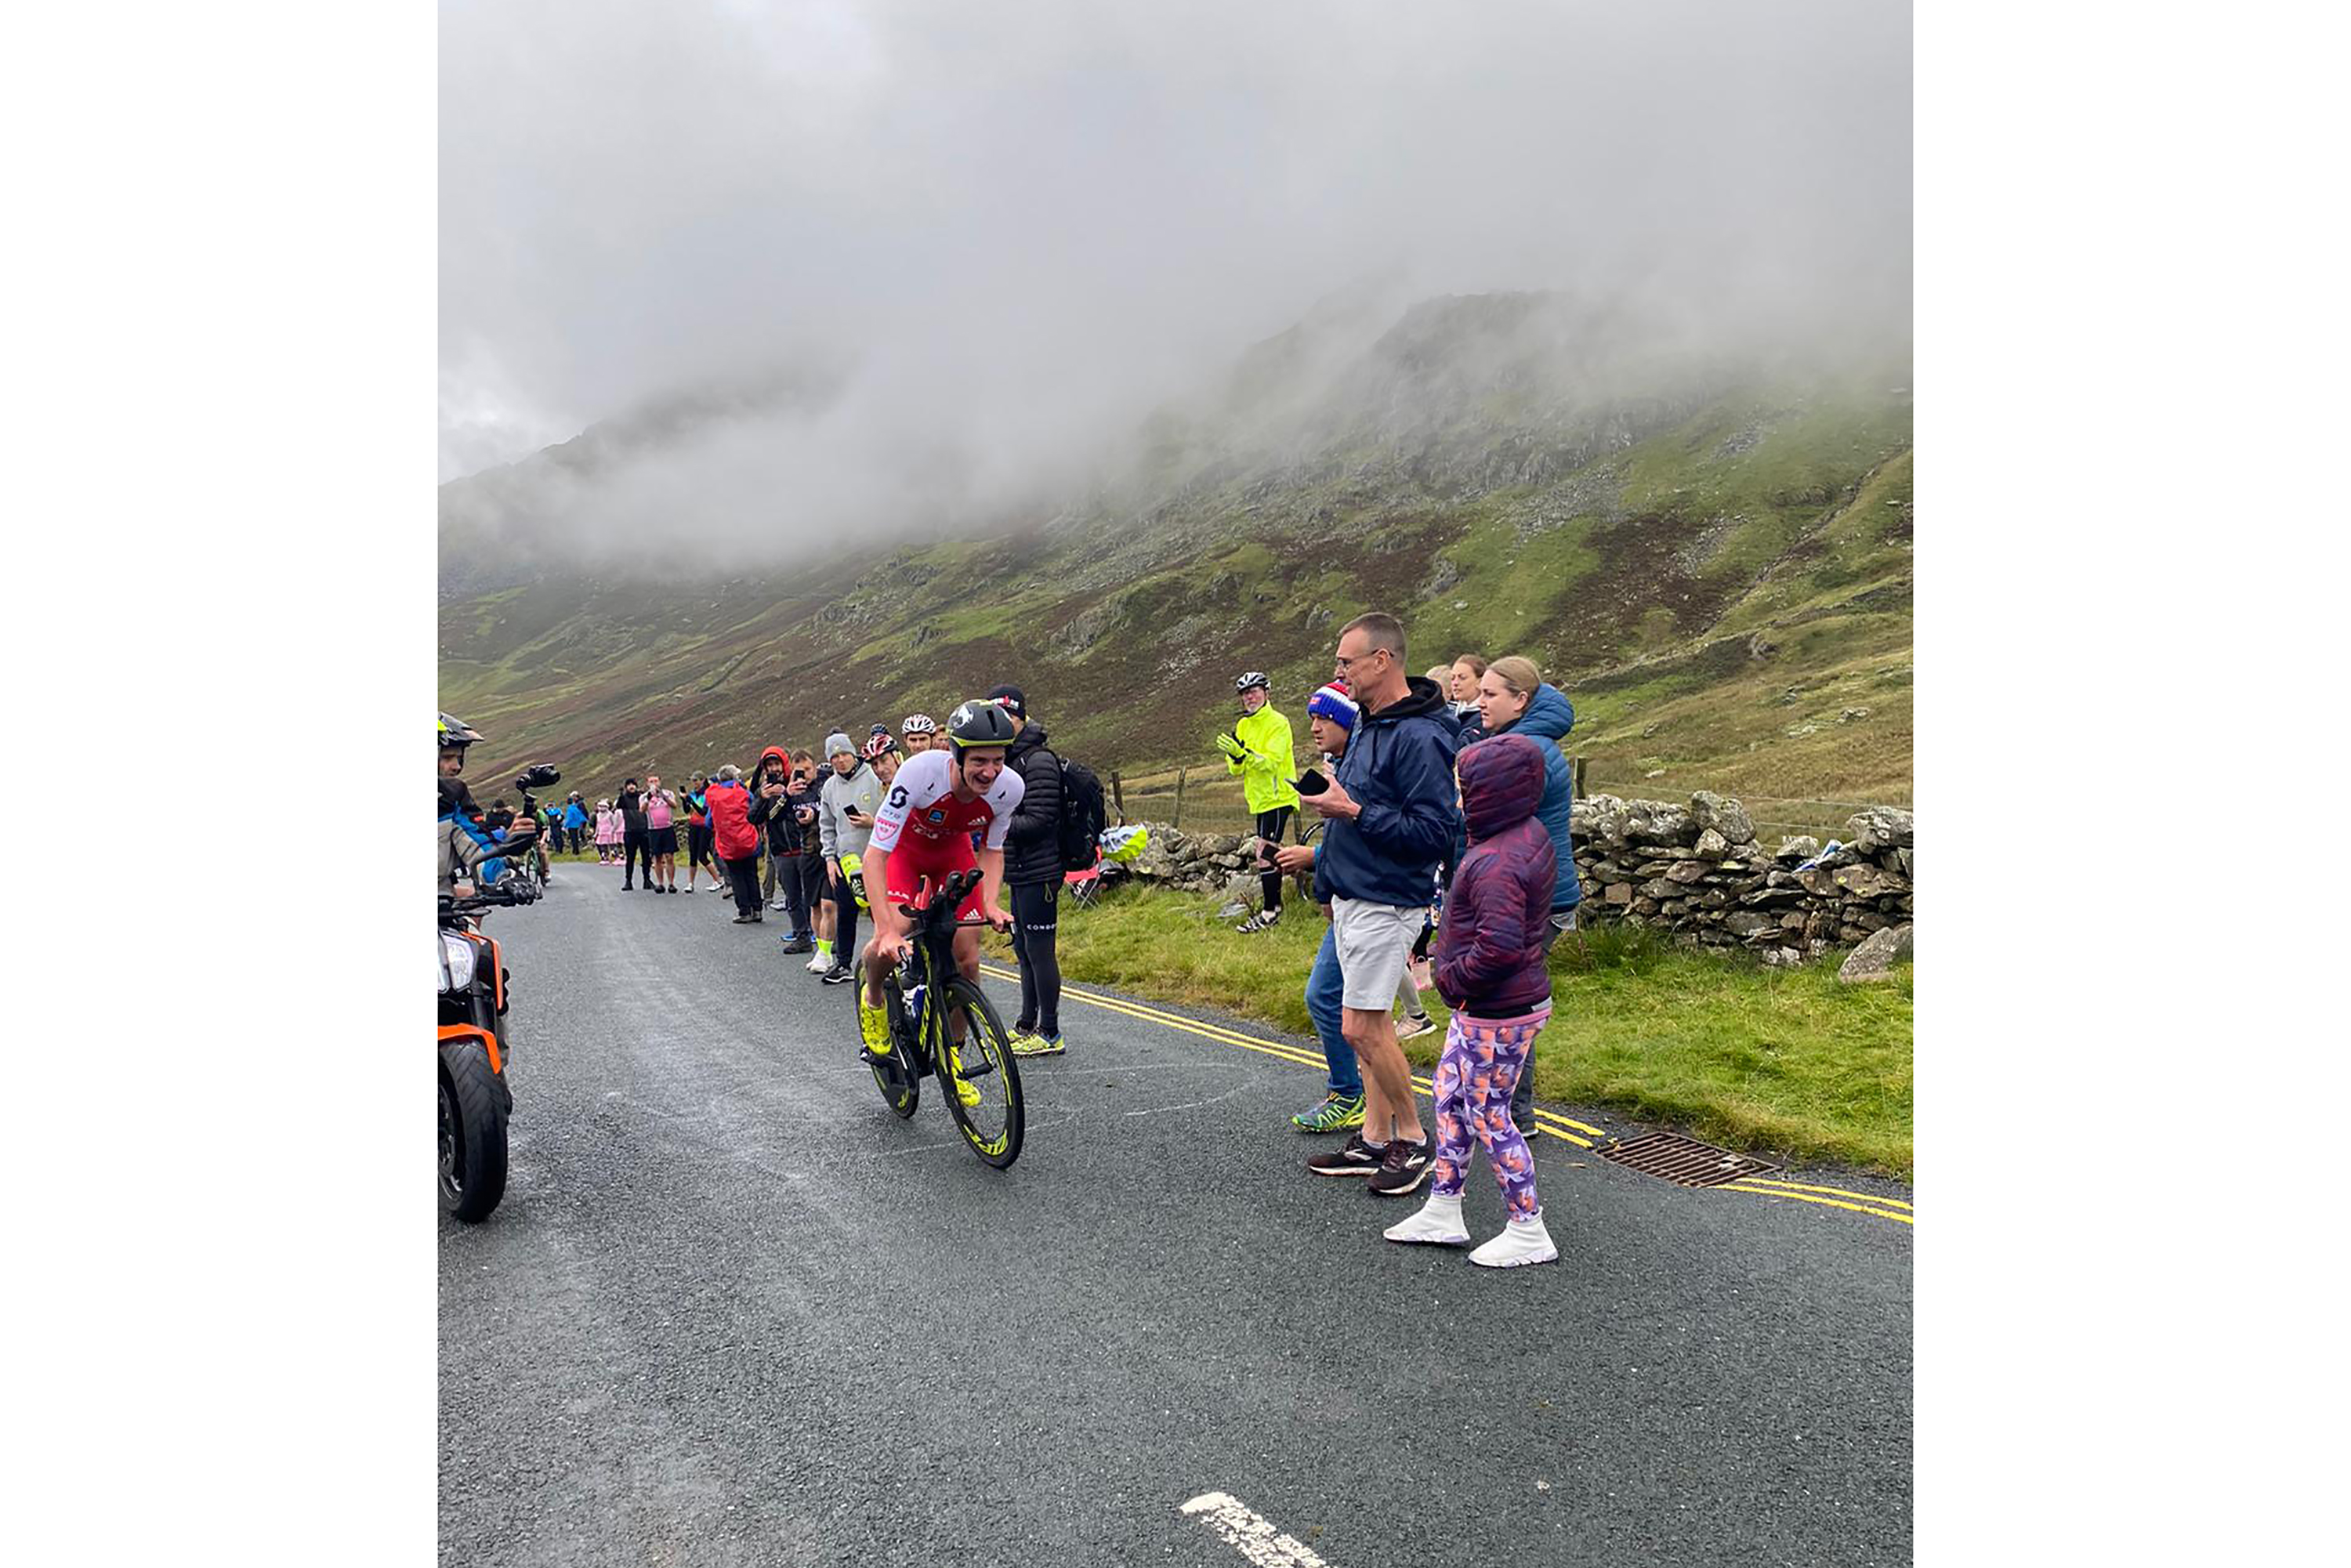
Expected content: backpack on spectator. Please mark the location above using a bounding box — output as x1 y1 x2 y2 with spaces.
1056 756 1108 871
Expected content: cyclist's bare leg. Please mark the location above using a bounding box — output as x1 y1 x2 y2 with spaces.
861 932 894 1011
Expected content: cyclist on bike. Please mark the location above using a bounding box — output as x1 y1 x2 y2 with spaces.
856 698 1023 1064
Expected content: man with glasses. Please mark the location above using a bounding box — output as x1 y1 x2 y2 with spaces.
1299 613 1463 1198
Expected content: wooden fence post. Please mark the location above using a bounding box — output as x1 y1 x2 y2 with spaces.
1571 755 1588 799
1110 770 1125 823
1172 767 1186 830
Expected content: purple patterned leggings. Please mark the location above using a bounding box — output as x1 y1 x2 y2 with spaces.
1429 1005 1549 1219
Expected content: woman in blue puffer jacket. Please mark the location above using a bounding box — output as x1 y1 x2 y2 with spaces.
1469 655 1583 1134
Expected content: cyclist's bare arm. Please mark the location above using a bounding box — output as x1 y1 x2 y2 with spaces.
976 846 1013 931
864 845 911 958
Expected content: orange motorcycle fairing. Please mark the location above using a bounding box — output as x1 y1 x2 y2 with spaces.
438 1023 502 1077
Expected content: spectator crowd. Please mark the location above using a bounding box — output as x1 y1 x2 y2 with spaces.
561 695 1078 1059
525 611 1585 1266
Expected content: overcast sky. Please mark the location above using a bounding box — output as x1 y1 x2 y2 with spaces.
441 0 1910 534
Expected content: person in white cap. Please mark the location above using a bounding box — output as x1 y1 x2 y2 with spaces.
816 730 885 983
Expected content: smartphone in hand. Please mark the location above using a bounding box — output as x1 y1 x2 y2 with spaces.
1295 768 1329 796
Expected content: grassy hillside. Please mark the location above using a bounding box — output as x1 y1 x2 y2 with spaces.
441 294 1911 808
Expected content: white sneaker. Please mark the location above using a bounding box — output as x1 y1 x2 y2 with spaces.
1382 1193 1469 1246
806 952 829 973
1469 1211 1558 1269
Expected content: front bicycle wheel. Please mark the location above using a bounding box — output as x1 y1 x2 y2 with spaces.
938 978 1023 1168
861 976 918 1119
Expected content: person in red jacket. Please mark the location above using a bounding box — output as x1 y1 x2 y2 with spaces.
1382 732 1559 1269
705 763 763 922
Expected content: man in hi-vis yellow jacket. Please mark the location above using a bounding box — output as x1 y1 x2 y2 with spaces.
1215 670 1301 932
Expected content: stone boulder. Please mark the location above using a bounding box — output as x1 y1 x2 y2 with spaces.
1693 827 1731 860
1774 835 1820 863
1572 794 1632 848
1624 801 1694 846
1846 806 1915 854
1689 791 1756 846
1838 922 1914 983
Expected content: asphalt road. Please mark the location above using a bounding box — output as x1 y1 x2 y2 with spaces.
440 863 1912 1567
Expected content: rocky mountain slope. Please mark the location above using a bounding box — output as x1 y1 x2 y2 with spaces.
440 292 1911 806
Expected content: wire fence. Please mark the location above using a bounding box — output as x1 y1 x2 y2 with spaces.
1107 764 1907 843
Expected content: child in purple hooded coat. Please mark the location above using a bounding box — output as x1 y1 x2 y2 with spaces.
1383 731 1559 1267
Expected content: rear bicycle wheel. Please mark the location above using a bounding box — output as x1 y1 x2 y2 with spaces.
861 976 918 1119
939 978 1023 1168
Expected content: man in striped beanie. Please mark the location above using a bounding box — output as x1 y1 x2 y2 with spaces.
1306 681 1359 759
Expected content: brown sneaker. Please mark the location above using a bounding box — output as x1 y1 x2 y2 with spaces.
1367 1135 1434 1197
1306 1133 1386 1177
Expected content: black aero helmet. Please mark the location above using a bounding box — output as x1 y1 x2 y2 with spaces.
946 697 1018 751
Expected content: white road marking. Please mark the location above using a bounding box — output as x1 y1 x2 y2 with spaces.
1121 1084 1254 1117
1180 1492 1341 1567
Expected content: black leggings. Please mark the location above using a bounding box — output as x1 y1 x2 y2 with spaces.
721 855 761 917
686 823 714 868
1011 880 1062 1038
623 827 650 884
1254 806 1295 911
830 860 860 963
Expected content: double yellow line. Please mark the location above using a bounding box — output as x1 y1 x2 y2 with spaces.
1718 1177 1914 1226
980 963 1601 1150
978 965 1914 1229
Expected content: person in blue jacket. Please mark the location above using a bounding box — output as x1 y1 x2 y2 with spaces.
1471 655 1583 1134
1294 614 1464 1200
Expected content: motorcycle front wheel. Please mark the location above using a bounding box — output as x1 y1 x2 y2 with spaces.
439 1038 509 1222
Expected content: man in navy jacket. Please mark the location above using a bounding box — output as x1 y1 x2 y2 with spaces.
1301 612 1463 1198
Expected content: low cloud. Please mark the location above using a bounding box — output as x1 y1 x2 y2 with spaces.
440 0 1911 563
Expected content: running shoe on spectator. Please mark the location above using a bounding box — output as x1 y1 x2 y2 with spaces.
1367 1135 1435 1197
1306 1133 1386 1177
1291 1092 1367 1133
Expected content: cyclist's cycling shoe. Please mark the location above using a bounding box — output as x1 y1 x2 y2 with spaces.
944 1047 984 1108
858 996 893 1057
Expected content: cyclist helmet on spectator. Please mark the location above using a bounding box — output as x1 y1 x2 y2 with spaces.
1234 671 1270 695
861 731 899 762
946 697 1019 750
901 712 936 737
438 712 484 750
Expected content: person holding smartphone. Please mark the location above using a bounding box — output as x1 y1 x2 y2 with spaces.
817 731 884 983
784 752 828 961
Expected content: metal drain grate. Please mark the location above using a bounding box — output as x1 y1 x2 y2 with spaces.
1598 1132 1778 1187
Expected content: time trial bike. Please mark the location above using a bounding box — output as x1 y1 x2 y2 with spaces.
858 866 1024 1168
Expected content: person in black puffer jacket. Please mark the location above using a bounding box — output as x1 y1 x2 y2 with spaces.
989 685 1067 1056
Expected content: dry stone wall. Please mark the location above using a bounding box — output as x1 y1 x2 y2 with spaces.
1099 790 1914 969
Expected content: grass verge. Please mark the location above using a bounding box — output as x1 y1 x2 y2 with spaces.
987 882 1912 1179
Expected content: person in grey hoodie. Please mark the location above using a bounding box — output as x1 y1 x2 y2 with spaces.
817 731 886 984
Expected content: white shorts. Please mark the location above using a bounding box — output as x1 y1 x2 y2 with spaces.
1331 897 1423 1012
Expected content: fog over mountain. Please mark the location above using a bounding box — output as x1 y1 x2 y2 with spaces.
440 0 1911 567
